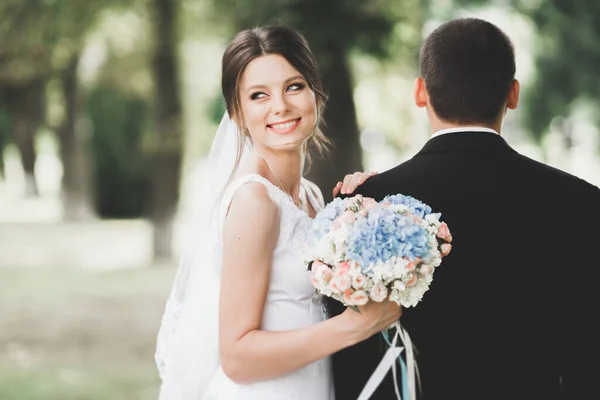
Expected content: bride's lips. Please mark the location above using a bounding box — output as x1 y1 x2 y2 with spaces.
266 118 301 135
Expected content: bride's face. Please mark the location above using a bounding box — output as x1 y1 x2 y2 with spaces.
237 54 317 152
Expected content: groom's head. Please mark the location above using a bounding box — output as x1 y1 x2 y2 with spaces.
416 18 519 129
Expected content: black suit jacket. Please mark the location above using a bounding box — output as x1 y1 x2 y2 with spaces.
327 131 600 400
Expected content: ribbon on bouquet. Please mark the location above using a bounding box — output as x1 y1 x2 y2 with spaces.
357 322 419 400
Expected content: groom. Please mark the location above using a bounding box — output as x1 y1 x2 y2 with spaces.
327 18 600 400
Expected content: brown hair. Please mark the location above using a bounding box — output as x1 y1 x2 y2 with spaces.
221 26 329 180
420 18 516 125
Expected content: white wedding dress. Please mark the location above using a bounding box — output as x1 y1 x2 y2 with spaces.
202 173 334 400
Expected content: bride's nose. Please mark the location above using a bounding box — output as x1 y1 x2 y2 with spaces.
270 94 291 115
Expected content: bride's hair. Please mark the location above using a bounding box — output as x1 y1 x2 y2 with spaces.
220 25 330 180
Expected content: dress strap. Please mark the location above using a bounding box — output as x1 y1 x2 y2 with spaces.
216 174 282 230
301 178 325 212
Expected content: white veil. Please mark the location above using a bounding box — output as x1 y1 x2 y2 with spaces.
155 112 249 399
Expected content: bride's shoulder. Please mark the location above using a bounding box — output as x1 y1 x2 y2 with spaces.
224 181 281 234
230 180 278 212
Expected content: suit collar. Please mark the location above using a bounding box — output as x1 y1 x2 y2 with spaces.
417 130 517 155
431 126 498 139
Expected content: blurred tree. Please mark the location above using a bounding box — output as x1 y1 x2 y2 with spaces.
0 99 10 179
0 1 51 196
0 0 124 214
87 86 150 218
148 0 184 258
213 0 420 200
3 79 45 196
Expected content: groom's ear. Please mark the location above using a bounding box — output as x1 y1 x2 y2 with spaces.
414 77 428 108
506 79 520 110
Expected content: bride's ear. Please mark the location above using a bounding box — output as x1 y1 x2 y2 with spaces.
414 78 428 108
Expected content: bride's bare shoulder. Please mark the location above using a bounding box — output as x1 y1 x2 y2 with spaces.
225 181 280 227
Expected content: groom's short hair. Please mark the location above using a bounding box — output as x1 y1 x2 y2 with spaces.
420 18 516 125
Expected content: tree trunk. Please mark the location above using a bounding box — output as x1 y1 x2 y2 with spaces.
149 0 183 260
7 79 45 197
306 43 363 202
58 55 95 220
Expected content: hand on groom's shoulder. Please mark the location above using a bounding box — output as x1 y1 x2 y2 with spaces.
333 170 382 200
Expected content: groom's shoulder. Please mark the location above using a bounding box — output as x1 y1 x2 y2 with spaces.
515 151 600 196
355 159 417 198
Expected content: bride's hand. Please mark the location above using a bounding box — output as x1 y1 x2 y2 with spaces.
332 171 378 198
341 299 402 342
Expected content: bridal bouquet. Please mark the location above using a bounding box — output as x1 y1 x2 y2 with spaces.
307 194 452 308
307 193 452 400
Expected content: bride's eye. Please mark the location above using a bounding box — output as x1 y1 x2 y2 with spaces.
286 82 305 92
250 92 267 100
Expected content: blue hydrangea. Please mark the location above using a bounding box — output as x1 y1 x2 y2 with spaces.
311 197 348 238
384 194 440 220
345 205 432 271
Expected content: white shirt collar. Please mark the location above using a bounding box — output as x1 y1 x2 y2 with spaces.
431 127 499 140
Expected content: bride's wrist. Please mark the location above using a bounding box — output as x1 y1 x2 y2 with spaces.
331 311 368 347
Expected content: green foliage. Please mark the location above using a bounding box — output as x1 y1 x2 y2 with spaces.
0 93 11 162
513 0 600 140
215 0 411 60
0 0 132 86
207 94 227 126
87 86 151 218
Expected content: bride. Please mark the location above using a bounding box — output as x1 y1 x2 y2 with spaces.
155 26 402 400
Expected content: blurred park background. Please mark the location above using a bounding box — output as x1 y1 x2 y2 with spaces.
1 0 599 399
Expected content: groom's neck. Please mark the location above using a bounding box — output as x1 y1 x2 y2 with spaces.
429 118 502 136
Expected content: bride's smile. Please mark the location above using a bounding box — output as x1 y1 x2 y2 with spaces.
267 117 302 135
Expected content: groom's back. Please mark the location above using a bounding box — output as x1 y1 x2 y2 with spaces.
357 135 600 399
330 18 599 400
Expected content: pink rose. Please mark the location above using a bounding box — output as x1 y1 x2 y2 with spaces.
437 222 452 241
405 261 416 272
441 243 452 257
337 261 351 274
403 272 418 287
330 274 352 293
310 274 321 288
315 263 333 284
419 264 433 276
348 290 369 306
343 289 355 304
332 218 342 230
340 210 356 224
362 198 378 210
352 274 366 289
369 282 388 302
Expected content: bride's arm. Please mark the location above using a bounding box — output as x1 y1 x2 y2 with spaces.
219 183 400 384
